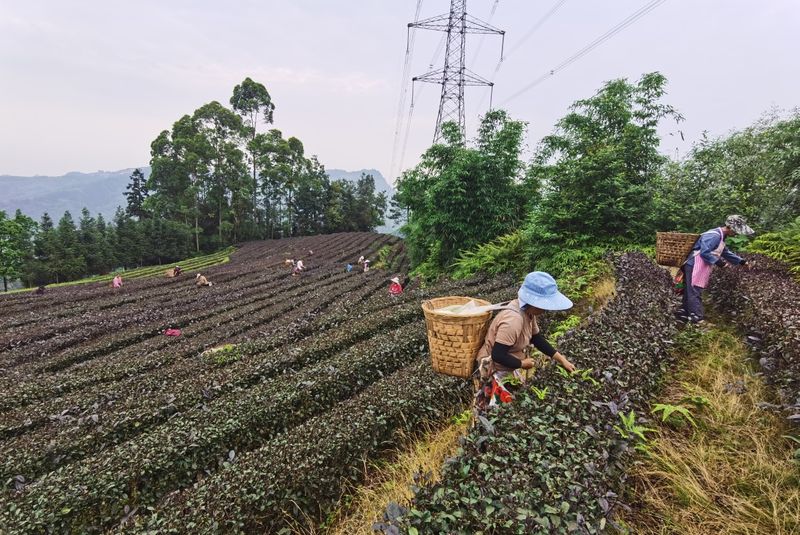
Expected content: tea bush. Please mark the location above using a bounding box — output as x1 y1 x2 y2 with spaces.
383 252 677 533
0 269 514 532
0 321 433 533
0 233 416 532
709 254 800 420
130 361 473 533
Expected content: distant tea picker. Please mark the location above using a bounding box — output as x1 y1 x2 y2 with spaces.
195 273 213 287
292 259 305 277
389 276 403 296
165 265 182 277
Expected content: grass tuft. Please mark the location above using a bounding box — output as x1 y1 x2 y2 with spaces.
8 246 234 293
313 419 470 535
621 323 800 535
589 274 616 309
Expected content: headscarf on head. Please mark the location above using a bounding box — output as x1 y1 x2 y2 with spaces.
724 215 755 236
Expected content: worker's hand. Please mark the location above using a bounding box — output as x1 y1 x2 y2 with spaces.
520 358 536 370
554 353 576 373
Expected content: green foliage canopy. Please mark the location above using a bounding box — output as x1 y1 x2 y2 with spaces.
747 216 800 279
653 109 800 233
394 110 527 275
146 78 387 249
527 72 682 251
0 210 36 290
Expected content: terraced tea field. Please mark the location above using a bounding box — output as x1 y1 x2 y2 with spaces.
0 232 520 533
3 234 796 534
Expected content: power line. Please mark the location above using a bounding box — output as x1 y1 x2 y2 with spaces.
474 0 568 113
504 0 568 60
502 0 666 104
389 0 424 183
469 0 501 67
430 33 446 69
398 88 418 179
396 32 446 181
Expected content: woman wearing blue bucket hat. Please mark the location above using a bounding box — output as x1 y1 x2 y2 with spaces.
474 272 576 409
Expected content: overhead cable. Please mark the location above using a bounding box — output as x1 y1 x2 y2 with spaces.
502 0 666 104
469 0 501 67
397 29 446 177
475 0 568 113
389 0 424 182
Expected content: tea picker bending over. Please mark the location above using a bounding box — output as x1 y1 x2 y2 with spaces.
195 273 213 287
678 214 754 325
474 272 576 411
389 276 403 296
292 259 305 277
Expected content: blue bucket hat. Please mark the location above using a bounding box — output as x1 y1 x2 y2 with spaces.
518 271 573 311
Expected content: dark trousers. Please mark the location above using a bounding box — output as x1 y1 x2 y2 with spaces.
682 264 704 321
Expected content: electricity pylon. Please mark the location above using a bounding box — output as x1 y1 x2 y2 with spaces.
409 0 504 143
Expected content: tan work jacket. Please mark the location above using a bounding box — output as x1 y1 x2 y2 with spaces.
475 299 539 372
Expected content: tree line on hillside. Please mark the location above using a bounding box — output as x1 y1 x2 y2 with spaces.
393 72 800 278
1 169 385 289
145 78 386 251
0 78 388 289
0 206 195 289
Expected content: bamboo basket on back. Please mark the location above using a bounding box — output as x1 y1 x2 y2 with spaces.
422 296 492 379
656 231 700 267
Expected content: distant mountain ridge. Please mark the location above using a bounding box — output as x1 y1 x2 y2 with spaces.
325 168 394 197
326 169 396 235
0 167 395 231
0 168 143 221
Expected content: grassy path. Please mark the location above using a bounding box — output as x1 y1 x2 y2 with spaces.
6 246 235 293
620 322 800 534
320 418 470 535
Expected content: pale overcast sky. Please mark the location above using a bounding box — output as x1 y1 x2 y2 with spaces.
1 0 798 181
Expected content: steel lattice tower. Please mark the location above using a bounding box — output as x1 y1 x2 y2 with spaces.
410 0 504 143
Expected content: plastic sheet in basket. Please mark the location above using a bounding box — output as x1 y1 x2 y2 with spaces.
437 300 482 315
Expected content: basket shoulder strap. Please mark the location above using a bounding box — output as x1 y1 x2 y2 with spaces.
485 301 522 315
453 300 522 315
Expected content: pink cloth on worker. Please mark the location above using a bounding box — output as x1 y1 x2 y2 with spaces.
691 228 725 288
112 276 122 288
164 328 181 337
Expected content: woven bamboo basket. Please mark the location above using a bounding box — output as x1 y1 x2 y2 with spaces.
656 231 700 267
422 296 493 379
